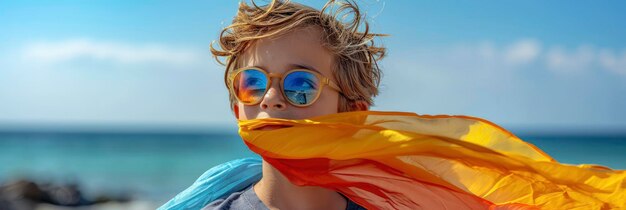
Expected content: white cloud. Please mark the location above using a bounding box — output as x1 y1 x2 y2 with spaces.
597 49 626 75
21 39 203 64
504 39 541 65
2 39 234 128
545 45 595 73
378 39 626 128
404 39 625 77
446 39 541 71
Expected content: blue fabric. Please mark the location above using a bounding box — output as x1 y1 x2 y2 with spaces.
158 157 263 210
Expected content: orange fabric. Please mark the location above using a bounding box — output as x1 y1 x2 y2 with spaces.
238 111 626 210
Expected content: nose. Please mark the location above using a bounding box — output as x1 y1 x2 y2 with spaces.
259 79 287 110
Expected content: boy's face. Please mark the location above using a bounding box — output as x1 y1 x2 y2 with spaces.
234 27 340 121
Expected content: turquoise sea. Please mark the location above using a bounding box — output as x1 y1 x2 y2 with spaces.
1 131 625 204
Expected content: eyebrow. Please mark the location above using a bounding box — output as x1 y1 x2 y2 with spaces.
290 63 322 74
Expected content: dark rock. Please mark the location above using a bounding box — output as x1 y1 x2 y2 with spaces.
0 179 130 210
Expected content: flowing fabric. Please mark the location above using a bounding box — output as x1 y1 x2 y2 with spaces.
236 111 626 210
158 158 262 210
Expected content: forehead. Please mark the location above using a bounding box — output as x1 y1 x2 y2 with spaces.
239 27 334 75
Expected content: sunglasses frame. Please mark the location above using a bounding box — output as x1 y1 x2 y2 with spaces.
228 67 343 107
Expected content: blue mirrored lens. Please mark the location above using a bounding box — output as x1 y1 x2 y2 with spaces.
233 69 267 104
283 71 320 105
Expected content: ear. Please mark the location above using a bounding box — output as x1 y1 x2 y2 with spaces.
233 104 240 120
350 100 370 111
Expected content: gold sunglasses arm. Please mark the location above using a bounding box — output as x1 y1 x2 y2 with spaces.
323 78 343 93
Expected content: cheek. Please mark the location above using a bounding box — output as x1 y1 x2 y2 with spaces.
308 90 339 115
237 103 257 120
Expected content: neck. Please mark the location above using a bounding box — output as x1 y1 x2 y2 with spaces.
253 160 347 210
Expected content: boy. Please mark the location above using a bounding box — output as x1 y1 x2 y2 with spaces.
206 0 385 209
161 2 626 209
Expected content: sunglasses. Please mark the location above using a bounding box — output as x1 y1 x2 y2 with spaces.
228 67 343 107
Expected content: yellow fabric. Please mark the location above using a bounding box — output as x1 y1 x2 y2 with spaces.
238 111 626 209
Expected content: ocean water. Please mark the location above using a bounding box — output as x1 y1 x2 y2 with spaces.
0 131 625 204
0 131 256 203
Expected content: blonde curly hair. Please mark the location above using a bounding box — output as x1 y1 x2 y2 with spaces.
210 0 386 112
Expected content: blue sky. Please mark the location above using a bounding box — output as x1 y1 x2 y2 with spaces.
1 0 625 133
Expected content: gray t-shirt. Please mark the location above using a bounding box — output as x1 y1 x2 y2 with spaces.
203 184 366 210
